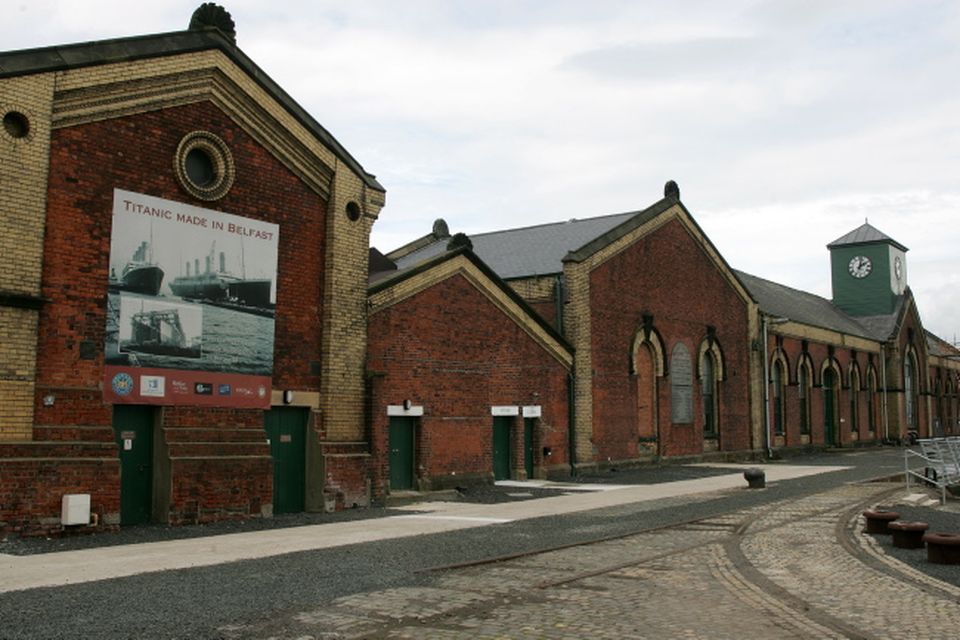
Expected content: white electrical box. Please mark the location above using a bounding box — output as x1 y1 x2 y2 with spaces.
61 494 91 526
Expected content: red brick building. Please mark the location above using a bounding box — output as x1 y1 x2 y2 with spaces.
2 9 957 535
0 8 384 534
386 185 760 475
385 183 959 482
366 247 573 495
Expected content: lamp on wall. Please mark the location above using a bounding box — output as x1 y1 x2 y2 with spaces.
403 399 412 411
283 390 294 405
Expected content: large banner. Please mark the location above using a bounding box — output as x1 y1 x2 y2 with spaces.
104 189 279 408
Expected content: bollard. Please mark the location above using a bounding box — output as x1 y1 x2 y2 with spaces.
744 468 765 489
862 510 900 534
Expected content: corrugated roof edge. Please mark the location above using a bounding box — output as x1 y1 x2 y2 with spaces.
0 27 384 193
368 246 574 357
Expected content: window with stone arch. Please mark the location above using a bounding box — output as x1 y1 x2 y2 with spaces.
631 328 665 440
849 363 861 433
948 377 957 435
866 366 879 434
670 343 694 424
798 358 812 435
772 357 787 436
904 352 919 430
701 353 717 437
698 338 724 438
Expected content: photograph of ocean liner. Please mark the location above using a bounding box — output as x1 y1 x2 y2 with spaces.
169 241 273 313
106 189 279 378
108 239 164 296
118 295 202 359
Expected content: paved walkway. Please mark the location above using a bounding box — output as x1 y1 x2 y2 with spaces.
0 462 844 593
225 482 960 639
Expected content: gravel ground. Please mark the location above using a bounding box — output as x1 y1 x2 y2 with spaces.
0 461 739 556
864 503 960 588
3 447 951 640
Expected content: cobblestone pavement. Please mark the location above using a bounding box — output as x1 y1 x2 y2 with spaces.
224 483 960 639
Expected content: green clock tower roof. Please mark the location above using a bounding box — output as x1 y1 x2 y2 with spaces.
827 222 908 252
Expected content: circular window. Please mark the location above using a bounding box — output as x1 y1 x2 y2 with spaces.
345 201 362 222
3 111 30 139
174 131 235 200
185 148 216 187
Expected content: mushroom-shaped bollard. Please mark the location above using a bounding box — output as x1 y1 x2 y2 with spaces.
923 532 960 564
888 521 929 549
744 468 765 489
862 510 900 534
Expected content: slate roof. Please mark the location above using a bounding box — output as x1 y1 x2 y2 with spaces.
388 202 948 348
734 271 882 339
927 331 960 358
0 28 384 192
827 222 908 252
393 211 637 279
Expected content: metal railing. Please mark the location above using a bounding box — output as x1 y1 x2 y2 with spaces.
904 437 960 504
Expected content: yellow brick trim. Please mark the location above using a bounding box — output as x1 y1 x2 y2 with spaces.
771 323 881 353
563 260 593 463
507 275 556 304
319 165 382 441
51 51 381 201
1 74 54 295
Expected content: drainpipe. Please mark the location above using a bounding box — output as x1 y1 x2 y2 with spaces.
881 343 890 442
567 371 577 476
762 318 771 459
554 276 564 336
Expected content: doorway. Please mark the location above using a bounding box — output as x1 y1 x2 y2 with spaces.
493 416 512 480
264 407 307 514
112 405 155 525
389 416 416 491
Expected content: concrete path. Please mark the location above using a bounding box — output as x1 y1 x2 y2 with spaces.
0 463 845 593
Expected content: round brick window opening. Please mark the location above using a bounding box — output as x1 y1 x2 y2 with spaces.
345 201 362 222
185 147 216 187
3 111 30 139
174 131 235 201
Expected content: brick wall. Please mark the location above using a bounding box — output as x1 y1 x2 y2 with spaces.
585 215 753 461
0 444 120 535
0 74 55 439
368 267 571 496
20 99 330 528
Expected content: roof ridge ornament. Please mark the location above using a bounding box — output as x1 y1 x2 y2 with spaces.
189 3 237 44
664 180 680 200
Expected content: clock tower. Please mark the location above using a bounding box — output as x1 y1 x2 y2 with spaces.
828 221 908 316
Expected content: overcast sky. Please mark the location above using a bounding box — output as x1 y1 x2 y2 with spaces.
5 1 958 342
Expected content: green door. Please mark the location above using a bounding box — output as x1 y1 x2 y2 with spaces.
264 407 307 514
823 369 837 446
523 418 535 479
493 416 512 480
389 416 415 491
112 405 154 526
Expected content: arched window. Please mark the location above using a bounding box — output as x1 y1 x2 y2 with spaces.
671 343 693 424
772 361 786 436
823 368 838 445
799 362 811 435
905 356 917 430
867 368 878 433
702 354 717 436
849 365 860 433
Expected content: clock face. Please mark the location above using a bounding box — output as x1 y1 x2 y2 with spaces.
894 256 903 280
848 255 872 278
